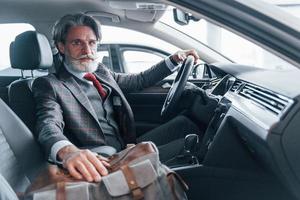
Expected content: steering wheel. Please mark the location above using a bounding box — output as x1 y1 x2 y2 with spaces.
161 55 195 117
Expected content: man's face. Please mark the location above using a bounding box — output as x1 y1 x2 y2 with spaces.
58 25 99 72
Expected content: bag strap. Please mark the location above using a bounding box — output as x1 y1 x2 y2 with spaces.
56 181 66 200
167 172 189 200
108 142 156 172
121 165 144 200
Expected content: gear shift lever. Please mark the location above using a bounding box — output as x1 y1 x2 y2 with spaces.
165 134 200 168
183 134 199 165
184 134 199 154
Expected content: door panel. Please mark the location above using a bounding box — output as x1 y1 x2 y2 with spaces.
109 44 171 136
108 43 210 136
125 80 170 137
126 78 209 136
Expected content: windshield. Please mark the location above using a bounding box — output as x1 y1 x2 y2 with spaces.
159 5 297 71
264 0 300 19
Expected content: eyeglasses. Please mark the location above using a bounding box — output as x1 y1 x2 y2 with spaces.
66 39 99 50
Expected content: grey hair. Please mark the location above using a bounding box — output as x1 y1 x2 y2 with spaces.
52 13 102 46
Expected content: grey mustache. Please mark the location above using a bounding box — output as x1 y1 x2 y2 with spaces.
77 54 99 60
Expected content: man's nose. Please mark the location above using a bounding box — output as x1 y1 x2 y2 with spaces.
81 42 92 54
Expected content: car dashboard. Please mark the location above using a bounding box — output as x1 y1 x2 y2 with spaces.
177 62 300 200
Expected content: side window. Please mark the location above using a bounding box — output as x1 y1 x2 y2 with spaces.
122 50 165 73
100 25 180 74
0 23 35 73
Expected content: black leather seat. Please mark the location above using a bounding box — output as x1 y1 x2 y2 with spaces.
8 31 53 132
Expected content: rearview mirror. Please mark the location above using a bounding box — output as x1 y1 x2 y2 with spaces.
173 8 200 26
173 8 189 25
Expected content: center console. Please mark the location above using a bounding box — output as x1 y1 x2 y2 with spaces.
169 97 294 200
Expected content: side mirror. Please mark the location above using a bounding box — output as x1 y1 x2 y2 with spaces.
173 8 200 26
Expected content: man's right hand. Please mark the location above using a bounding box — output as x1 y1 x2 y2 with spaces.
57 145 110 182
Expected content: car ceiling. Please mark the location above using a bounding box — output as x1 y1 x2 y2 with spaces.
0 0 165 26
0 0 229 63
0 0 172 47
3 0 299 66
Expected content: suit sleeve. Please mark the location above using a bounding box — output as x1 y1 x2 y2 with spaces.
111 60 172 92
32 76 69 157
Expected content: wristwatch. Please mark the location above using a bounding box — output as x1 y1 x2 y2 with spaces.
169 55 179 66
48 158 64 168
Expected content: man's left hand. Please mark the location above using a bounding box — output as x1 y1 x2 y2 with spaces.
171 49 200 64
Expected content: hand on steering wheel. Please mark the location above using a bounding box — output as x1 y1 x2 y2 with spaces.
161 56 195 117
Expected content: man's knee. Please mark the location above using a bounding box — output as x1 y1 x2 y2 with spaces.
173 115 192 124
172 115 199 131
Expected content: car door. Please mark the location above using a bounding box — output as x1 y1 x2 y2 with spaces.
111 44 171 136
101 44 211 136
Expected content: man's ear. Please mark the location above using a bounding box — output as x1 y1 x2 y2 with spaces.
57 42 65 54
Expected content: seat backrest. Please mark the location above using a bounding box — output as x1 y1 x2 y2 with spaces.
102 55 112 69
8 31 53 132
0 98 46 193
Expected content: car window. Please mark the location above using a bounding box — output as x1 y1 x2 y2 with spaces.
100 25 181 77
98 25 206 79
263 1 300 19
101 25 179 54
0 23 35 71
159 6 296 71
122 50 165 73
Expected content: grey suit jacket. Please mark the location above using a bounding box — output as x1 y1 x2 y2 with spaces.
33 60 172 156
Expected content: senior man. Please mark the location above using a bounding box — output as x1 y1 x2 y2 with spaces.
33 13 200 182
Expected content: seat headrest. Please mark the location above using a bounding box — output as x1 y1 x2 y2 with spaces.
10 31 53 70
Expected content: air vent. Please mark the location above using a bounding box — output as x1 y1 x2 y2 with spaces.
230 80 242 92
238 83 291 115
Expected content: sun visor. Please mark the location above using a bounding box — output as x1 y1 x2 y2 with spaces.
86 11 120 23
125 10 156 22
109 1 166 10
108 1 166 22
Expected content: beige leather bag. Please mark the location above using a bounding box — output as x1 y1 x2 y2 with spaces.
24 142 188 200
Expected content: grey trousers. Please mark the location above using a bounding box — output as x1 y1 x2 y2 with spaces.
137 115 200 162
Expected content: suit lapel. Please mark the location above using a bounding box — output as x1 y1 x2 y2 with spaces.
94 65 126 100
58 65 99 122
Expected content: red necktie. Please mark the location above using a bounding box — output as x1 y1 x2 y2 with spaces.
84 73 107 99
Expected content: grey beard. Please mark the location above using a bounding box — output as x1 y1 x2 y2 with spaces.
65 56 98 73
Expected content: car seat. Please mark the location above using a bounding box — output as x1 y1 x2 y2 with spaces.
0 97 46 193
8 31 53 133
